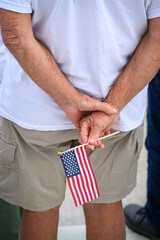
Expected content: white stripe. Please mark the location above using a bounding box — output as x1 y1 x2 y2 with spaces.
73 176 84 205
69 178 79 206
78 148 94 200
75 150 91 201
82 146 99 198
77 174 87 203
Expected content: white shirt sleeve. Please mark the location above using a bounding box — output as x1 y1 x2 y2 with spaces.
0 31 6 85
146 0 160 19
0 0 32 13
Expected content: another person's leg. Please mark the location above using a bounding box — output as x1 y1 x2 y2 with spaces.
124 70 160 239
0 199 21 240
83 202 125 240
145 71 160 230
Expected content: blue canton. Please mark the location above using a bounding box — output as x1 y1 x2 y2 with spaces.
61 150 81 178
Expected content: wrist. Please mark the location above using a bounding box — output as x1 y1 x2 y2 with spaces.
60 90 83 111
104 98 121 114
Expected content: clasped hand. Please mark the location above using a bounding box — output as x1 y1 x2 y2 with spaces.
62 92 118 150
79 111 118 150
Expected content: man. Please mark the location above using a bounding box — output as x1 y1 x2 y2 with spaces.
124 70 160 240
0 28 21 240
0 1 160 240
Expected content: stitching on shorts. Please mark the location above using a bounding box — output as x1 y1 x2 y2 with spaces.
0 129 16 143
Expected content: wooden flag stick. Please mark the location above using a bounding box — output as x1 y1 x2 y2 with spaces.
57 131 120 156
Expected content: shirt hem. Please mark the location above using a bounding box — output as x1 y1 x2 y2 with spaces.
113 118 144 132
0 111 76 131
147 9 160 19
0 110 144 132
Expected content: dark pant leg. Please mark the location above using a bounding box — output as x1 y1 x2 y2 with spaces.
145 70 160 230
0 198 21 240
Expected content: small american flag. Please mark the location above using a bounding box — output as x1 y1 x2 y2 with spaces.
60 145 100 207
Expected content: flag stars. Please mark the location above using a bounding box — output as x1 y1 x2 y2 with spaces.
61 150 81 178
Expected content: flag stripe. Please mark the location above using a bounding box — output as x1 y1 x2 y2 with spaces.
77 175 87 204
71 176 81 206
83 146 100 198
61 145 99 207
67 178 79 207
81 146 96 199
76 148 92 201
74 175 84 205
78 174 88 203
75 149 90 202
79 147 95 200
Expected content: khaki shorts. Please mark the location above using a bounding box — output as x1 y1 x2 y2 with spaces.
0 117 143 211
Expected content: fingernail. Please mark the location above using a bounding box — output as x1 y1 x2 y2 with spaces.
111 107 117 113
89 138 95 144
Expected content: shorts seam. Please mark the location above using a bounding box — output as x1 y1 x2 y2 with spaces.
0 128 16 143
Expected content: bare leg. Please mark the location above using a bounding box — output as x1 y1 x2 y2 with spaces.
19 206 60 240
83 201 126 240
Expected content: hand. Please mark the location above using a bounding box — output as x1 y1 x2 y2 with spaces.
62 93 118 132
79 111 119 150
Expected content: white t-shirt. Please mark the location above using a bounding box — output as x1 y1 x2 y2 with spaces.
0 0 160 131
0 30 6 86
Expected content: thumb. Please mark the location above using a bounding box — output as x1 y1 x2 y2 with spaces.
88 126 101 145
90 99 117 115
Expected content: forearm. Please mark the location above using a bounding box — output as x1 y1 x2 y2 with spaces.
105 18 160 112
9 38 80 108
0 11 80 109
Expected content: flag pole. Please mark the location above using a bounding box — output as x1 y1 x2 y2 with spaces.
57 131 120 156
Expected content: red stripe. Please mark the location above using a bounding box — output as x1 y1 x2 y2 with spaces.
67 179 78 207
81 146 96 199
76 175 85 204
79 174 89 203
78 173 89 202
84 146 100 197
72 176 81 206
75 149 89 202
77 148 92 200
80 146 95 199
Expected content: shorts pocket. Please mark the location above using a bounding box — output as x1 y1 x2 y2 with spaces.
0 139 17 193
127 133 143 188
133 129 144 162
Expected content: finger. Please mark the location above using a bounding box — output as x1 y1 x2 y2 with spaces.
90 99 118 115
97 140 102 145
98 143 104 148
79 137 95 150
102 116 118 134
104 130 110 135
96 141 104 149
86 144 95 151
87 142 104 150
79 120 90 144
88 126 101 145
104 118 117 132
